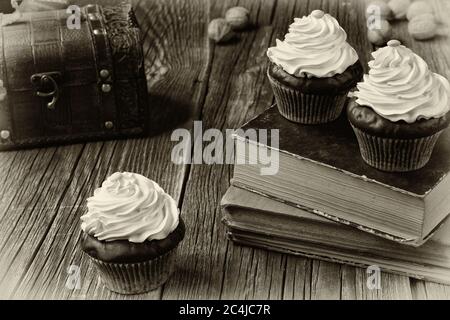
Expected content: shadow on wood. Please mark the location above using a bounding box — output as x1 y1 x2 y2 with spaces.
147 94 193 136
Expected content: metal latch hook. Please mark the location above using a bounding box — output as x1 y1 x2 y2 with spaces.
31 72 61 110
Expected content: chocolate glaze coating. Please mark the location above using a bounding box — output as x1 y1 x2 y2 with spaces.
268 60 364 95
347 100 450 139
81 218 186 264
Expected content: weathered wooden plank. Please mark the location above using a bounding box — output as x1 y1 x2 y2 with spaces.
340 265 358 300
0 152 19 196
161 0 286 300
0 150 40 218
0 145 85 299
380 274 413 300
11 142 118 299
341 268 412 300
410 280 428 300
410 280 450 300
221 249 288 300
310 264 411 301
283 257 312 300
310 261 342 300
6 0 209 299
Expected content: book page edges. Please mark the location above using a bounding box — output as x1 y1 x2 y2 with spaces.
230 180 424 246
423 174 450 242
232 134 427 199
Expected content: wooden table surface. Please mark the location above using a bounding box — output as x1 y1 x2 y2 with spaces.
1 0 450 300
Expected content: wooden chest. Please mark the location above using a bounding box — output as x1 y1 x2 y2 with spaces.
0 3 148 150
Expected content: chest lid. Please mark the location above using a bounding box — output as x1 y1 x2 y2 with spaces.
0 8 99 92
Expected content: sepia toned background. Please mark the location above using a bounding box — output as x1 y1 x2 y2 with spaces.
0 0 449 300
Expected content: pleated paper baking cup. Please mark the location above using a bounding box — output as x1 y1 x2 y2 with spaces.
351 125 443 172
90 249 178 295
268 73 349 124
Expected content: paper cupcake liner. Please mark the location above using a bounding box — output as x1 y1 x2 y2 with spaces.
268 74 349 124
90 249 178 295
351 125 443 172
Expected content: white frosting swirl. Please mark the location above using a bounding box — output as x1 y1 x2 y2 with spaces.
267 10 359 78
355 40 450 123
81 172 179 243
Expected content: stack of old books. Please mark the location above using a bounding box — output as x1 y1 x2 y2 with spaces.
221 105 450 284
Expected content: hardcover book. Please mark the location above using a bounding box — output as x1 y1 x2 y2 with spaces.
231 106 450 246
222 186 450 285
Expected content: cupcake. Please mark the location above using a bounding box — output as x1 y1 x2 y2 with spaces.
80 172 185 295
349 40 450 172
267 10 363 124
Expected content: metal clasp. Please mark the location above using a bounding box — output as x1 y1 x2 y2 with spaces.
31 72 61 110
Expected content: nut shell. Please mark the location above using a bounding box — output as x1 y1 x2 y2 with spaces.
225 6 250 30
408 15 437 40
208 18 235 43
407 1 434 21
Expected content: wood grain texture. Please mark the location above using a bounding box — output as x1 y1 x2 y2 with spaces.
161 0 281 300
0 0 449 300
0 145 84 298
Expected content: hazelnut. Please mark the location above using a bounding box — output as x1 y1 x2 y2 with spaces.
407 1 434 21
365 0 393 20
388 0 411 20
208 18 235 43
225 6 250 30
367 19 392 46
408 14 438 40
